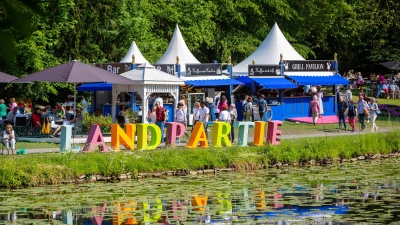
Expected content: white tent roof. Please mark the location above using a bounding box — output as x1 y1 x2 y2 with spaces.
119 65 184 85
120 41 152 65
156 24 200 72
232 23 304 75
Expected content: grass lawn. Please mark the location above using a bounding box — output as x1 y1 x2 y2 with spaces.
16 141 60 149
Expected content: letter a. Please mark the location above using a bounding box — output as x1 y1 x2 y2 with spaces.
192 195 208 211
83 125 108 152
186 122 208 148
111 124 136 150
212 122 231 147
267 121 282 145
253 121 267 146
136 124 161 150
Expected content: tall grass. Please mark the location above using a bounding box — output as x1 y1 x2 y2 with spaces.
0 131 399 188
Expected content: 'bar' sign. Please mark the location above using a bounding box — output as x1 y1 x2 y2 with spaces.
186 64 222 76
283 60 335 72
248 65 281 77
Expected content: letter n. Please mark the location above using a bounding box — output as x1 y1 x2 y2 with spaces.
83 125 108 152
111 124 136 150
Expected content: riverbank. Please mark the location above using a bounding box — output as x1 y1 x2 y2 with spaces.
1 131 400 188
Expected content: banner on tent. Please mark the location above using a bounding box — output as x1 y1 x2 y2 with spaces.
152 64 175 75
248 65 281 77
283 60 335 72
95 63 135 74
185 64 222 76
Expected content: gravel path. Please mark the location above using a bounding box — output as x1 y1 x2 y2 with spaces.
20 127 393 154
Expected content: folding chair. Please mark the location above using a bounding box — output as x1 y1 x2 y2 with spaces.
15 117 27 136
72 117 84 138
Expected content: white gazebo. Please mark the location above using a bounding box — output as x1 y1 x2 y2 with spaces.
120 41 152 65
111 65 184 123
232 23 304 75
156 24 200 72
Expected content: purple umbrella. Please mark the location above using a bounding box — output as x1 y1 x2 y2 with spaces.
12 60 138 111
380 61 400 70
0 72 18 82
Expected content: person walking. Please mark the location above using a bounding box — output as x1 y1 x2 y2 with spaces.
316 86 324 116
199 101 210 136
357 96 369 131
309 95 320 126
241 95 249 121
175 102 189 142
243 96 253 121
346 85 353 102
228 103 237 142
0 99 7 119
155 101 167 142
337 97 348 132
191 102 200 132
81 96 88 115
257 94 267 121
347 101 358 132
368 98 379 132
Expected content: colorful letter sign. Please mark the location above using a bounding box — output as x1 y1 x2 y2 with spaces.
165 122 186 147
186 122 208 148
111 124 136 150
253 121 267 146
137 124 161 150
267 121 282 145
83 125 108 152
233 122 254 146
212 122 231 147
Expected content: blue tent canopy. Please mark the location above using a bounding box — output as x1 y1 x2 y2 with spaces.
78 83 112 91
236 76 254 86
287 75 349 85
185 78 243 87
252 78 297 89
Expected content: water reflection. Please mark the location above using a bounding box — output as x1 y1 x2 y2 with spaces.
1 159 400 224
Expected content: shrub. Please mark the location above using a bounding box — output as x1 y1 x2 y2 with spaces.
82 114 112 134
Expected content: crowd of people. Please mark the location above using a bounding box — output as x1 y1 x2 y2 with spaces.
0 96 87 154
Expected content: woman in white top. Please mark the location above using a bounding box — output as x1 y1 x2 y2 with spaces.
228 103 237 142
3 124 15 155
179 95 188 113
218 105 231 122
148 106 157 124
191 102 200 132
316 86 324 115
368 98 379 132
175 102 189 141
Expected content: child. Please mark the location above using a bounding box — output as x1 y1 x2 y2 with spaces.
3 124 15 155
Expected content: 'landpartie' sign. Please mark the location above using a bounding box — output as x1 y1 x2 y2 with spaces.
74 121 282 152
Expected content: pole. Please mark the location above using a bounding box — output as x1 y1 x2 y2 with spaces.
73 83 77 112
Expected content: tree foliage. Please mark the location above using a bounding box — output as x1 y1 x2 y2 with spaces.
1 0 400 103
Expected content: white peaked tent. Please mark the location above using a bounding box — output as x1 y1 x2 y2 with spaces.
156 24 200 72
120 41 152 65
232 23 304 75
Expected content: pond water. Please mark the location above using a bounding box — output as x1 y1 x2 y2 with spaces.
1 159 400 224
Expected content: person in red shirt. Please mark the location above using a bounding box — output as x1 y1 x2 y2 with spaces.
155 101 167 142
32 107 42 127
